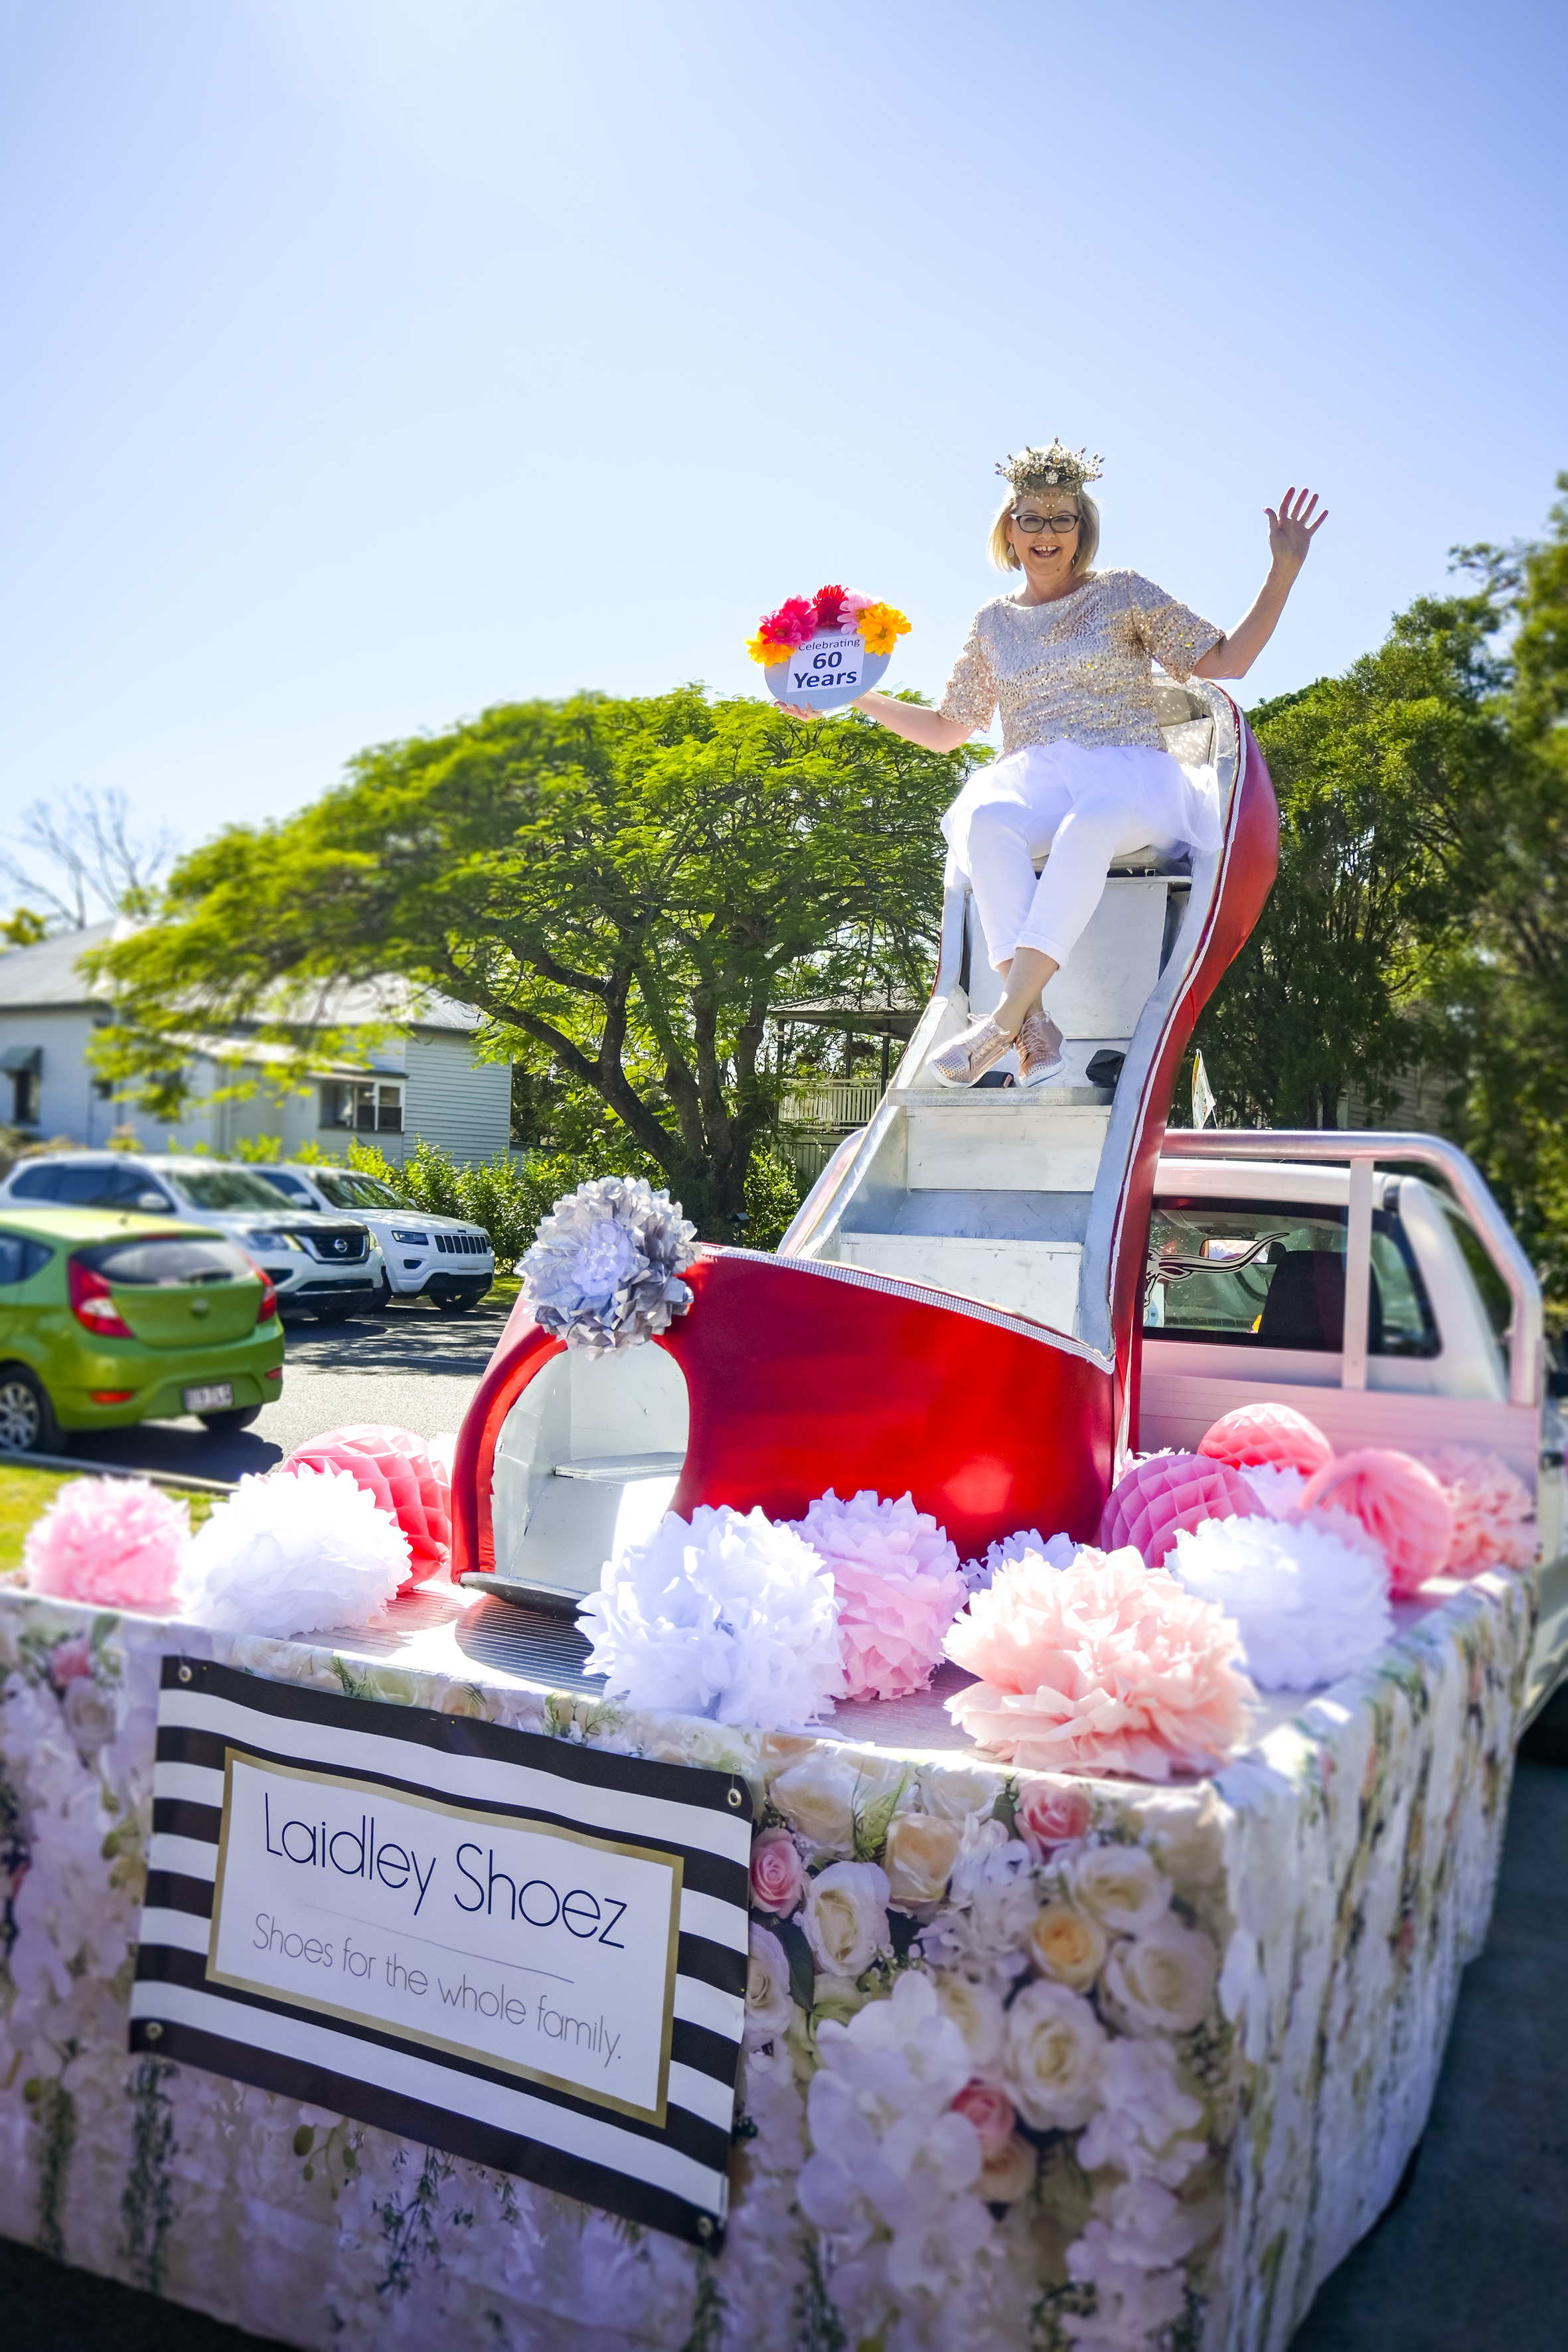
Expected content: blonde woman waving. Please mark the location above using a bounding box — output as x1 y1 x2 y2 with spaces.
836 445 1326 1086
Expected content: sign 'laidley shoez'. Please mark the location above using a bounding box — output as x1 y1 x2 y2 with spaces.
132 1658 753 2246
745 582 911 712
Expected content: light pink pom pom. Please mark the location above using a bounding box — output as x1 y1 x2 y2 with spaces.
1099 1452 1261 1569
24 1476 188 1612
1200 1402 1333 1478
791 1488 967 1701
943 1544 1252 1780
1300 1449 1453 1595
1418 1447 1536 1573
281 1424 451 1587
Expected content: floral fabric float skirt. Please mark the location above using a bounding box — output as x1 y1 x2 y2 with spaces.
0 1571 1533 2352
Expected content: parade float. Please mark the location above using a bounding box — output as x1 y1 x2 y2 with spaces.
1 678 1563 2352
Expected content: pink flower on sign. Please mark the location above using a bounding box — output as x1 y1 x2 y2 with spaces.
48 1636 96 1688
952 2078 1016 2159
1016 1780 1093 1859
749 1827 807 1917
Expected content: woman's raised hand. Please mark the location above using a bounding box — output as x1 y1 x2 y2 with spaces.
1266 487 1328 574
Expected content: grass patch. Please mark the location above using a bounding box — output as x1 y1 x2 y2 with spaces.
0 1463 74 1576
0 1462 218 1579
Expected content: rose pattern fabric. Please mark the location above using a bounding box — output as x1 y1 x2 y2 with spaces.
0 1561 1534 2352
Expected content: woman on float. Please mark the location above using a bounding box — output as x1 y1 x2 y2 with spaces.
828 444 1326 1086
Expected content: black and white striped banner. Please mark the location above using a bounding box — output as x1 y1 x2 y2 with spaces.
132 1657 752 2247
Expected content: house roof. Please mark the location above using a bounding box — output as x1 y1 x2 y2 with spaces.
0 921 117 1010
0 922 479 1034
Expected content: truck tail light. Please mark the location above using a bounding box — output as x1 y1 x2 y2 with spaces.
68 1259 135 1341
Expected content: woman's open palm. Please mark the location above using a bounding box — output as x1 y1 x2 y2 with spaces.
1267 486 1327 572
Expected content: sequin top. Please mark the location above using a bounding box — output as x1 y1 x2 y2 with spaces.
937 570 1222 753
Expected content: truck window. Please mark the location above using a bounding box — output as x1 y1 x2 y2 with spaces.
1145 1196 1439 1356
1432 1196 1512 1344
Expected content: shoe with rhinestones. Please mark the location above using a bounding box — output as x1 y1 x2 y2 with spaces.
1017 1010 1065 1087
927 1015 1014 1088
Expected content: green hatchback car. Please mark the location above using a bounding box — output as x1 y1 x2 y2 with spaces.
0 1208 286 1454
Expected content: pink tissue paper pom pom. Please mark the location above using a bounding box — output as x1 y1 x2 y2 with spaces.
943 1543 1253 1780
1099 1452 1261 1569
24 1476 189 1612
1300 1448 1453 1596
792 1488 968 1701
1417 1446 1536 1573
1199 1401 1334 1478
281 1424 451 1587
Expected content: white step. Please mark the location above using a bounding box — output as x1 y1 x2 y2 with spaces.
903 1099 1111 1193
834 1233 1083 1330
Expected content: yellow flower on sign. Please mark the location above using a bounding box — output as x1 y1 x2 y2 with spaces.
854 601 911 656
745 633 789 667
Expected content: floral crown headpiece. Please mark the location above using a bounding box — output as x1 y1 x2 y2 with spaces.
995 441 1103 498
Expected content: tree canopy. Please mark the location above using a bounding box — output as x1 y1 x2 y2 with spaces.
1197 473 1568 1297
91 688 973 1231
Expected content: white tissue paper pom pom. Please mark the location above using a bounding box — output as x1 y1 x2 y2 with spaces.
961 1526 1077 1595
1168 1512 1393 1691
1238 1462 1309 1518
179 1466 411 1638
520 1175 698 1356
580 1504 844 1729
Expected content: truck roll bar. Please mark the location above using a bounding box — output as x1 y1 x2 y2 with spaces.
1158 1129 1543 1410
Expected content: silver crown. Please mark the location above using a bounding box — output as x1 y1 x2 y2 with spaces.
995 441 1103 496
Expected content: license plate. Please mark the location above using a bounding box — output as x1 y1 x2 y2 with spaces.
183 1383 234 1413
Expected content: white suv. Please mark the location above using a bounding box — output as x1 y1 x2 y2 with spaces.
0 1154 386 1322
254 1164 495 1312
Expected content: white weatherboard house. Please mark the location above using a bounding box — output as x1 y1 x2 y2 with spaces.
0 922 512 1167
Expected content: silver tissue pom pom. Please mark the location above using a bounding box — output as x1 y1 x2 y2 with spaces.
520 1175 698 1356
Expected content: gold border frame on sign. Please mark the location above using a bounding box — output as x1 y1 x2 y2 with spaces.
206 1750 684 2129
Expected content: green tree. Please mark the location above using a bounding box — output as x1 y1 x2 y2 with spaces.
1194 584 1505 1128
90 690 971 1234
1422 479 1568 1299
1197 474 1568 1304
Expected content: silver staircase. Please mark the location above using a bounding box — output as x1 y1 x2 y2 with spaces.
779 680 1239 1361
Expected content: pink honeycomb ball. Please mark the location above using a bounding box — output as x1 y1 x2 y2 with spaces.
1300 1449 1453 1596
1099 1452 1262 1569
281 1424 451 1588
1199 1401 1334 1477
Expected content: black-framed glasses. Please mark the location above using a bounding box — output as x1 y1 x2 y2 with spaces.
1012 509 1081 536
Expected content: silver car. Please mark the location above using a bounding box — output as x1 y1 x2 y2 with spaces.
0 1154 386 1323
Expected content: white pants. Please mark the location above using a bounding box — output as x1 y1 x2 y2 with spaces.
941 741 1222 973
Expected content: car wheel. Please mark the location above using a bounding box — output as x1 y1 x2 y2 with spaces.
198 1406 264 1433
370 1273 393 1312
313 1299 354 1324
0 1365 62 1455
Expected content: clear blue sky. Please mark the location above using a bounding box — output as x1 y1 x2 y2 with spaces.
1 0 1563 865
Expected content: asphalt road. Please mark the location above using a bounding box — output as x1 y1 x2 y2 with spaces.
2 1746 1565 2347
64 1296 512 1482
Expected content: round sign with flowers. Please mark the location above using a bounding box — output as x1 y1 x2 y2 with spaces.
746 583 911 712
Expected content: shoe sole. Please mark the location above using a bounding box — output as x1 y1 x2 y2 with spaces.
1017 1059 1065 1087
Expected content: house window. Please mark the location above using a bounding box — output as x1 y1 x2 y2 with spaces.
319 1080 404 1135
2 1046 41 1127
